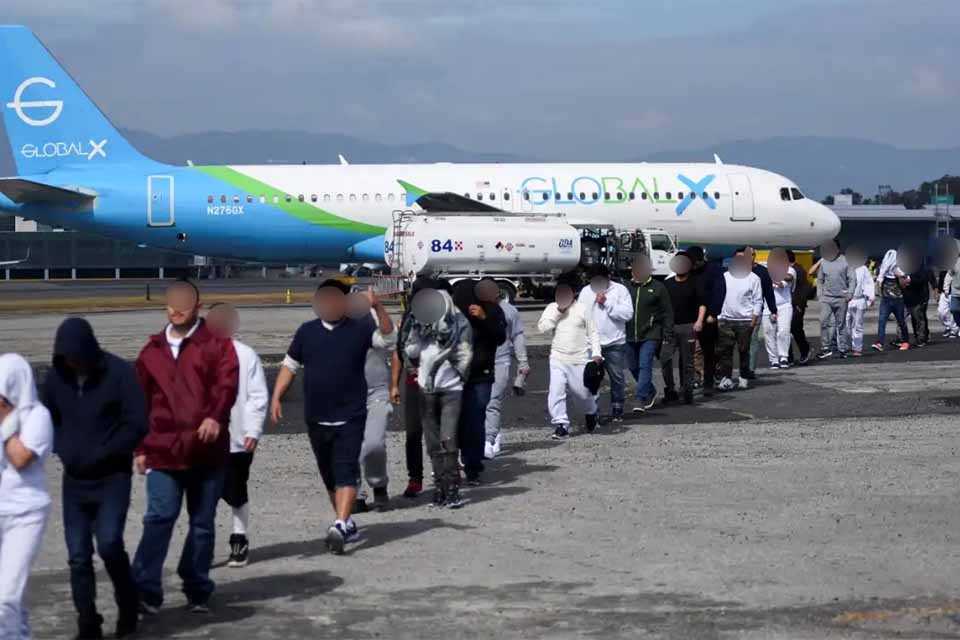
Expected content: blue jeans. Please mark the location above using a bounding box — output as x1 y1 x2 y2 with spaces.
458 381 492 480
132 466 225 608
951 296 960 328
63 473 138 628
625 341 657 404
877 297 908 345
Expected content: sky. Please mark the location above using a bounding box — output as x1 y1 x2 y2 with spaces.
4 0 959 160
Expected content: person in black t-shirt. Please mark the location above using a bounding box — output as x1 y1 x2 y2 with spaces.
662 251 706 404
270 279 394 555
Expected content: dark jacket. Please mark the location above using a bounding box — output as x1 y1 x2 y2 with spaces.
625 277 674 343
752 263 778 315
44 318 148 481
692 261 726 319
903 266 931 307
135 319 239 471
792 262 813 309
452 281 507 383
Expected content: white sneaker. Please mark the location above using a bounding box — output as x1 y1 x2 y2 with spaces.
492 433 503 456
718 377 735 391
484 441 495 460
738 377 750 390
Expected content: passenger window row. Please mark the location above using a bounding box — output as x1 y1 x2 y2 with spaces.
206 193 407 205
522 191 722 202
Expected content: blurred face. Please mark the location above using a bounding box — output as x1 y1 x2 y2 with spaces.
410 288 446 324
897 245 919 274
933 237 960 271
846 247 867 269
670 255 692 276
632 258 653 282
206 306 239 337
589 275 609 294
744 247 757 265
475 280 500 303
767 248 789 282
820 241 839 261
346 292 372 320
729 255 751 277
0 396 11 422
314 287 347 323
165 283 200 330
555 285 574 309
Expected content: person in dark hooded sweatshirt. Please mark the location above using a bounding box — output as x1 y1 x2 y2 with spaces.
451 279 506 485
43 318 147 639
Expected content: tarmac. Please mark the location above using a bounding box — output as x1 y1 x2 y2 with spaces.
5 300 960 639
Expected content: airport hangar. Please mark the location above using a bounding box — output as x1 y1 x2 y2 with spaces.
0 205 956 280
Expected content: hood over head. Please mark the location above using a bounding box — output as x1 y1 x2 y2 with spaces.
53 317 103 371
0 353 39 410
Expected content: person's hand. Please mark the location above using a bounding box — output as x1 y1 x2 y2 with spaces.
364 286 381 308
596 293 607 306
593 356 603 364
751 316 759 329
196 418 221 443
390 385 401 405
134 455 147 475
244 437 258 453
468 304 486 320
270 398 283 425
694 319 704 333
770 313 778 323
518 365 531 377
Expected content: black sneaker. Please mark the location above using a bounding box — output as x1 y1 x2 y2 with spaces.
551 425 570 440
187 601 209 614
816 350 833 360
683 388 694 405
663 389 680 404
115 608 138 638
798 353 810 364
326 523 346 555
372 487 390 512
585 413 598 433
465 475 481 487
227 533 249 568
611 407 625 422
740 370 757 381
429 487 446 508
446 485 465 509
353 498 370 513
138 601 159 617
631 406 646 414
76 614 104 640
838 351 849 359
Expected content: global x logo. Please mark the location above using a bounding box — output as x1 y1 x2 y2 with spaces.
675 174 717 216
87 139 107 159
6 77 63 127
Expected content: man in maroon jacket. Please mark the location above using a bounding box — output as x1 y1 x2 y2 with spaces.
131 280 239 615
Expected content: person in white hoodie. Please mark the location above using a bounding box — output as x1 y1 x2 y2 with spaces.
844 248 876 356
717 255 764 391
762 248 796 369
0 353 54 640
577 264 634 421
206 304 268 569
539 280 602 440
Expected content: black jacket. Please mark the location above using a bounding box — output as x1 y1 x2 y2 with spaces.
692 261 726 319
752 264 778 315
452 281 507 383
903 266 931 307
43 318 148 480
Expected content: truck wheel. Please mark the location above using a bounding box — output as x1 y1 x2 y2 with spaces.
495 279 518 303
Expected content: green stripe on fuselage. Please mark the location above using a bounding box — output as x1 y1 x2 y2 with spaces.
194 165 386 236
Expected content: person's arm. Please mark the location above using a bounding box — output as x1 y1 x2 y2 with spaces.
658 285 675 343
390 351 403 404
477 304 508 347
751 277 764 326
199 338 240 443
538 303 562 333
4 436 35 471
133 351 153 465
585 309 602 360
368 290 395 348
102 362 148 457
761 272 777 315
244 353 269 448
809 259 823 276
4 409 53 471
694 305 707 332
606 286 635 323
271 327 303 424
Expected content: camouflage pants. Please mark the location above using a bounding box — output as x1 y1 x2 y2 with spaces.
717 320 754 379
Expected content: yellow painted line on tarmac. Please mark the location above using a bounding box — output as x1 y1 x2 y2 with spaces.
833 603 960 625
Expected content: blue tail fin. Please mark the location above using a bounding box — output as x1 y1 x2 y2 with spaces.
0 25 148 175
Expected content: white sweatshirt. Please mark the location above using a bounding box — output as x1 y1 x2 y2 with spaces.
720 272 764 322
770 266 796 308
538 302 601 365
852 265 876 303
229 339 268 453
577 281 634 347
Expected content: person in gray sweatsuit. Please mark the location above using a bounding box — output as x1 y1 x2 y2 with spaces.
811 241 855 358
483 287 529 459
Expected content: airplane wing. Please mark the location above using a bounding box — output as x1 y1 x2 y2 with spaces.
0 248 30 266
397 179 506 214
0 178 97 205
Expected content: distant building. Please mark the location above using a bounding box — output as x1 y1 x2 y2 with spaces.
833 193 854 207
831 204 955 257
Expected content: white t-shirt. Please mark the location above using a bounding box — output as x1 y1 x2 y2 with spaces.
770 266 796 309
166 320 201 359
0 405 54 516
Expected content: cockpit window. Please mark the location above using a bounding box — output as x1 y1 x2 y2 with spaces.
791 187 804 200
780 187 791 202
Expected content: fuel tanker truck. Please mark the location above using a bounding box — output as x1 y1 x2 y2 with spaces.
386 211 677 301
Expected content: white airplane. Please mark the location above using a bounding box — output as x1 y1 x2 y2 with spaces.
0 25 841 266
0 248 29 267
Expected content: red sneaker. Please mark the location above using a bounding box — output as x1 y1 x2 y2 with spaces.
402 480 422 498
899 343 910 351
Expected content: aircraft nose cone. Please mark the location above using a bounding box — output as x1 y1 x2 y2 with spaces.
824 206 841 238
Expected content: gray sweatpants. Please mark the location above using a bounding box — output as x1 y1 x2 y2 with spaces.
484 363 511 444
360 387 391 490
422 391 463 489
819 296 849 353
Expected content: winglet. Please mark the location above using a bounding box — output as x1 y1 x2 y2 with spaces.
713 154 723 165
338 154 349 166
397 179 428 207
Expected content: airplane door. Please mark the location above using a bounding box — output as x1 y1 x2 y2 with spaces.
147 175 175 227
502 187 515 212
727 173 755 221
